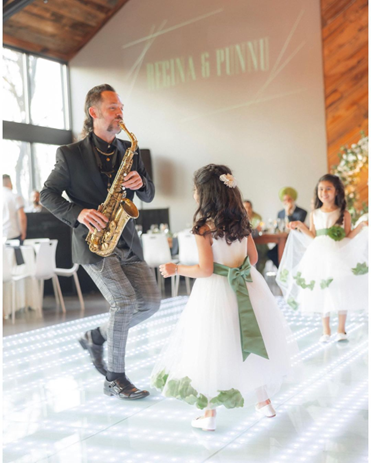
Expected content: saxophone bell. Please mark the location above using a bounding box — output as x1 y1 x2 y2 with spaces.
121 198 139 219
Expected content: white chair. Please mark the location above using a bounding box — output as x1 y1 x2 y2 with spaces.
3 245 30 323
55 264 85 311
142 233 177 297
6 239 20 246
23 238 50 246
32 240 66 313
25 239 85 311
175 230 199 296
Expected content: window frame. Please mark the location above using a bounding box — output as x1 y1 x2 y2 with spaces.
2 46 73 191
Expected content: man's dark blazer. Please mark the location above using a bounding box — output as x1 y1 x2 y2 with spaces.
278 205 307 223
40 135 155 265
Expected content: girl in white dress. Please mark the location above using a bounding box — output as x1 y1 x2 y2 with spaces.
277 174 368 343
151 164 297 431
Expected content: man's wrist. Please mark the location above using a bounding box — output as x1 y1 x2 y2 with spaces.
139 177 147 191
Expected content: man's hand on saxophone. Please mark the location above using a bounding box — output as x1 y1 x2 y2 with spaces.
78 209 109 233
122 171 143 191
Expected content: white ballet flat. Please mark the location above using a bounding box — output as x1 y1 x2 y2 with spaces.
319 334 331 343
191 416 216 431
255 402 276 418
335 332 348 342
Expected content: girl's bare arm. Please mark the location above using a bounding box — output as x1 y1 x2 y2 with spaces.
346 212 368 238
288 212 315 238
247 234 258 266
160 226 214 278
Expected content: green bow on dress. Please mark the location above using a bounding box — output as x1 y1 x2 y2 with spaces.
213 256 269 362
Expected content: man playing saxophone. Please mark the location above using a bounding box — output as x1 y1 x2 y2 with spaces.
41 84 161 400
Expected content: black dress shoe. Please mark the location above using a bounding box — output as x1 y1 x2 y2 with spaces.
104 377 150 400
78 331 107 376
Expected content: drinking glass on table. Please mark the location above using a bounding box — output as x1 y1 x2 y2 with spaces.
150 224 159 233
277 218 285 233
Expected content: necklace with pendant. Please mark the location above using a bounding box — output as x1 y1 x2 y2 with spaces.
95 146 115 162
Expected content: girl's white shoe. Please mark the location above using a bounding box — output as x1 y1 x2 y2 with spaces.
335 332 348 342
191 415 216 431
255 402 276 418
319 334 331 343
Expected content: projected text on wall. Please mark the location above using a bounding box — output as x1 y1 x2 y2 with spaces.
147 37 269 90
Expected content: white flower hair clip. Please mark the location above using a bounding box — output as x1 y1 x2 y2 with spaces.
219 173 237 188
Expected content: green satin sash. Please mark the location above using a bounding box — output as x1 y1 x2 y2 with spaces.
316 226 346 241
213 257 269 361
316 229 331 237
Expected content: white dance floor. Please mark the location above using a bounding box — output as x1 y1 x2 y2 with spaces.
3 296 368 463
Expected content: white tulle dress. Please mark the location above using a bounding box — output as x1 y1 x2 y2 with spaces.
151 235 298 410
277 208 368 315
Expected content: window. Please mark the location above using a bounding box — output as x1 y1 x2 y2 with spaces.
33 143 58 191
2 48 27 123
3 48 69 129
29 56 66 129
2 47 72 203
2 140 31 202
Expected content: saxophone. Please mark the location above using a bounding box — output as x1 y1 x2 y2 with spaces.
86 120 139 257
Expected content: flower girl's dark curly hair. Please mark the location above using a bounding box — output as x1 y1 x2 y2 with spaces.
192 164 251 243
314 174 346 225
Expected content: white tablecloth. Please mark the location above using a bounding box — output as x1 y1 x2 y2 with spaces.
3 246 40 318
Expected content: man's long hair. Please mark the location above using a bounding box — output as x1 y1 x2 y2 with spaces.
80 84 116 139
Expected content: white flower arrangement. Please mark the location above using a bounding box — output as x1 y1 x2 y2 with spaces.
332 133 368 223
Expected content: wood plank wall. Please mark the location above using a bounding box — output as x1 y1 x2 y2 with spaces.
321 0 368 206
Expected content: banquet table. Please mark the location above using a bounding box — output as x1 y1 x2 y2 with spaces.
253 232 288 265
3 245 40 319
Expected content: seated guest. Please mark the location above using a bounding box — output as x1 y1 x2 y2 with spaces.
243 200 267 274
277 187 307 223
277 186 307 226
25 190 47 213
243 200 262 231
267 187 307 268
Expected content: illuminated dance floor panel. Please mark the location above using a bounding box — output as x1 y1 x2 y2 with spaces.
3 296 368 463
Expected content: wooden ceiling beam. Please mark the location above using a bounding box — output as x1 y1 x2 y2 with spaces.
3 33 70 61
3 0 36 22
3 0 130 62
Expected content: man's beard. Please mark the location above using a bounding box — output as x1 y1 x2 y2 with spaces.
107 120 122 133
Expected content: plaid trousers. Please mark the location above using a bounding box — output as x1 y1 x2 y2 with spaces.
83 248 161 373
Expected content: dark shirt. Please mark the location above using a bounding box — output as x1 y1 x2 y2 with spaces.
91 133 119 192
278 205 307 223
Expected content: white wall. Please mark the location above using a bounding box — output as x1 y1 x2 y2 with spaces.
70 0 327 231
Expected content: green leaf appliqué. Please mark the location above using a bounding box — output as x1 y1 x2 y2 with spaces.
287 297 299 310
320 278 333 289
294 272 315 290
352 262 368 275
279 269 289 283
210 389 244 409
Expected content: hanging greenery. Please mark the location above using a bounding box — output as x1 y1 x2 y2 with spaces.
331 133 368 223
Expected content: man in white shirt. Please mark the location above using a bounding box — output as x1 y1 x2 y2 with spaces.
2 174 27 242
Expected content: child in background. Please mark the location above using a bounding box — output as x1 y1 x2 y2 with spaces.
151 164 297 431
277 174 368 343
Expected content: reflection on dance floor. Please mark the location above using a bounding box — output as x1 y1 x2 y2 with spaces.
3 297 368 463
